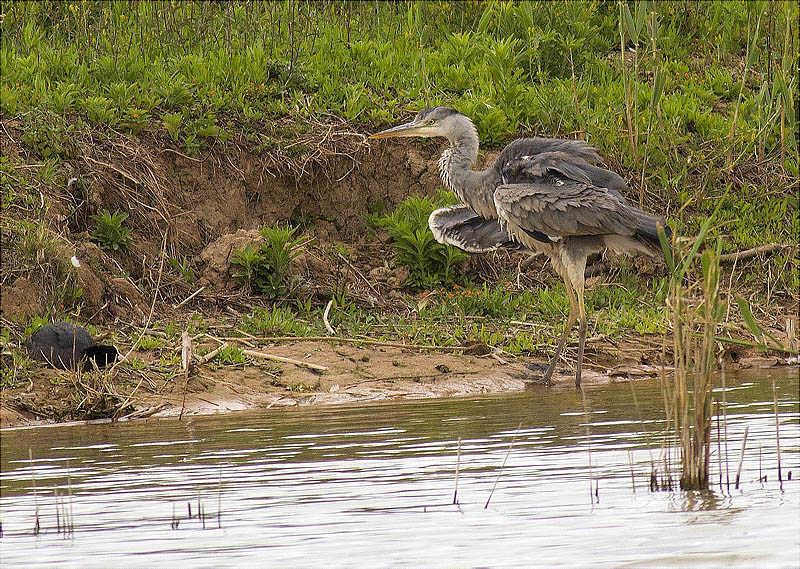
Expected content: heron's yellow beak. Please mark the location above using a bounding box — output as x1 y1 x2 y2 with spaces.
368 121 425 139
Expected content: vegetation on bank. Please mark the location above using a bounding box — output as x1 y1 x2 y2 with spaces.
2 2 798 245
1 2 798 398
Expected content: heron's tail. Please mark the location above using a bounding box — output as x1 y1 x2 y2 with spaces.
631 209 672 255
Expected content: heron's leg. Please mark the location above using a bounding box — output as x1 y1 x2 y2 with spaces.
569 254 588 390
540 279 578 384
575 282 587 390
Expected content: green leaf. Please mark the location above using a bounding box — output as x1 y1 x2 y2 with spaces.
621 4 637 43
651 68 665 108
735 295 762 338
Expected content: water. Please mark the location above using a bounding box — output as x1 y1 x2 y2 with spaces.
1 370 798 568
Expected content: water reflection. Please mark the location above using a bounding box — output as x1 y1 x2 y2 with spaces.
0 369 797 568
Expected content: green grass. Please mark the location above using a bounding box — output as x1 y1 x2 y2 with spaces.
2 2 795 159
0 0 796 341
4 1 794 293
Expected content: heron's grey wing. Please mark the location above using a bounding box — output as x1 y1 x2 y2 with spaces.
493 182 640 241
428 205 522 253
496 139 628 198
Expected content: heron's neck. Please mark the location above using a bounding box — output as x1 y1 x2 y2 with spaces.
439 119 498 218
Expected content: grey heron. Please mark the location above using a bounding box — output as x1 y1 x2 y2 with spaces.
370 107 669 389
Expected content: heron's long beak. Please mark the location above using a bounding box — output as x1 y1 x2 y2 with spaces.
368 121 424 139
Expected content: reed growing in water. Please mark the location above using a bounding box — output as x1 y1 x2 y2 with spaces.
660 215 723 490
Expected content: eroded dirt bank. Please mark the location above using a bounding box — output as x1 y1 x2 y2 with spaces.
2 119 797 429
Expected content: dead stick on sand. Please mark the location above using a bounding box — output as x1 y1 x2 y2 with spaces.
199 342 229 365
241 349 328 372
217 335 466 352
734 424 750 489
323 299 335 336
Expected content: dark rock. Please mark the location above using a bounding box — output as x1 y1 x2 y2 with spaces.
25 322 118 370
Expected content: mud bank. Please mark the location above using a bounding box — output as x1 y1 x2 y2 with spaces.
4 337 796 429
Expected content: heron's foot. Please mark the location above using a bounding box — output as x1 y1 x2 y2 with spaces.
516 362 554 387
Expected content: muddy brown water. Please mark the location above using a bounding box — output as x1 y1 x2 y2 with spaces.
1 369 797 568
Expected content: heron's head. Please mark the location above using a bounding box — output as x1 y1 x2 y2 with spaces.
369 107 464 140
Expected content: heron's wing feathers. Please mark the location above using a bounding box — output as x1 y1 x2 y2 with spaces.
498 138 601 166
493 181 640 240
502 151 593 185
428 204 522 253
496 138 628 197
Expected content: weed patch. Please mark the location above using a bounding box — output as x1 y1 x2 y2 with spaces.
241 305 312 337
232 223 306 297
370 192 468 289
90 210 132 253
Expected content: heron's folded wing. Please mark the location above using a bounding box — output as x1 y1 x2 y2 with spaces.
428 204 522 253
493 181 640 240
499 146 628 200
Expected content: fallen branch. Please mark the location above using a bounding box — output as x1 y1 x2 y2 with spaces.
217 335 466 352
199 342 229 365
719 243 793 263
241 349 328 372
119 402 170 421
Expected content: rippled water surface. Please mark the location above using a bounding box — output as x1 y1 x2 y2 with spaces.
1 370 798 568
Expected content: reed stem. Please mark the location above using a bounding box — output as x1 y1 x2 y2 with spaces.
484 424 521 509
734 425 750 489
453 437 461 505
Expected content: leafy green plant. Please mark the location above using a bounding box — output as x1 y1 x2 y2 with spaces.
136 336 164 351
217 345 246 365
124 356 147 370
83 95 116 126
0 350 35 388
231 223 306 297
168 255 195 283
90 209 132 252
25 315 50 337
241 305 310 336
162 112 182 141
20 110 77 159
369 193 468 289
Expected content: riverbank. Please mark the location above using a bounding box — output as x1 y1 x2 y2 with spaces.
3 325 797 429
1 1 797 427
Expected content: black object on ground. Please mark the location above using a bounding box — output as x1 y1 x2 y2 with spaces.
25 322 118 370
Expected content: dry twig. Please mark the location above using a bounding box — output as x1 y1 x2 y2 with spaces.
241 349 328 372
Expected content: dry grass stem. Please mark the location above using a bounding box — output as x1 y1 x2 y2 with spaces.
323 299 335 335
